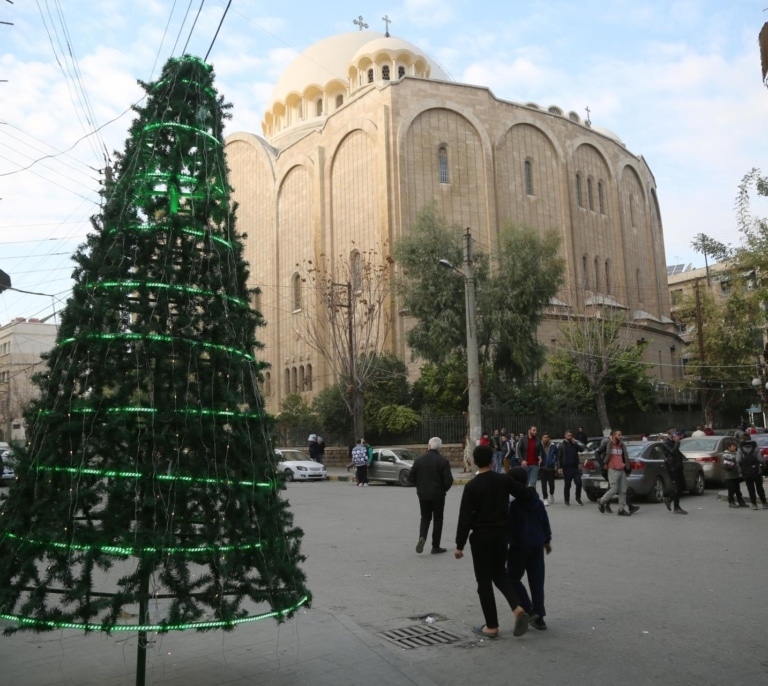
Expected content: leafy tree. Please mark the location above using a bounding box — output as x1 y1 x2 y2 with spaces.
311 385 352 437
691 232 728 287
279 393 318 427
0 56 309 684
411 355 472 415
360 353 414 434
394 203 564 385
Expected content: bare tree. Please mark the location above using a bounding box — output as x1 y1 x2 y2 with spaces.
557 304 637 433
296 247 394 440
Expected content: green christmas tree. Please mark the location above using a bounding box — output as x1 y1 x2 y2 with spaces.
0 54 309 669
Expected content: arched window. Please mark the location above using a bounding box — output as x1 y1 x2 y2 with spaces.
630 195 636 226
636 268 642 303
598 181 606 214
351 250 362 292
264 371 272 397
594 256 600 291
382 65 390 80
316 99 323 116
292 272 302 311
291 367 298 394
398 65 406 78
367 68 374 83
438 146 449 184
524 159 534 196
305 363 313 391
299 366 305 391
283 368 290 395
576 174 583 207
587 178 594 211
604 260 611 294
582 255 589 287
336 94 344 108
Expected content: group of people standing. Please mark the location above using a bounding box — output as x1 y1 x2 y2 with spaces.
722 432 767 509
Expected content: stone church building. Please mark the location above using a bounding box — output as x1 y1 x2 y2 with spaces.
225 30 681 414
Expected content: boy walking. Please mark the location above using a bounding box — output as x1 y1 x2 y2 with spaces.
506 467 552 630
455 445 531 639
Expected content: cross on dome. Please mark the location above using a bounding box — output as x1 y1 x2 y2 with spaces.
353 15 368 31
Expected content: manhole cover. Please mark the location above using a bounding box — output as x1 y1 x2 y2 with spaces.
378 624 463 649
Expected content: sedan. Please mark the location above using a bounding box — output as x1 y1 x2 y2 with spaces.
275 449 327 482
679 435 739 485
582 441 705 503
369 447 417 486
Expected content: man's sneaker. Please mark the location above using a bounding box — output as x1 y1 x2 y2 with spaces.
617 509 631 517
416 537 426 554
530 614 547 630
604 502 613 513
673 508 688 515
576 498 583 506
763 503 768 510
564 501 570 506
543 499 549 506
431 547 447 554
550 495 555 504
664 497 672 512
739 502 749 508
598 502 605 514
752 504 759 510
729 502 739 508
629 505 640 514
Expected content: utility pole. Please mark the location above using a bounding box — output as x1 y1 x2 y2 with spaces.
694 278 707 424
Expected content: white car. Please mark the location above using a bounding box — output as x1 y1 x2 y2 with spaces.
1 449 15 486
275 449 327 482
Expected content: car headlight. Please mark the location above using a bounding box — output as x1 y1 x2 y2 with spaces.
296 466 308 471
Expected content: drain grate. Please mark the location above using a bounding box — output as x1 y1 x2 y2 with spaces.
378 624 463 649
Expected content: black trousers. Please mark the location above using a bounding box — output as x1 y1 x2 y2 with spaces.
355 464 368 485
563 469 582 502
726 478 745 504
540 469 556 499
469 530 521 630
744 477 766 505
670 469 685 508
418 496 446 547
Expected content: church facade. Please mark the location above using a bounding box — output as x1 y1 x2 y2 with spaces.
225 30 681 414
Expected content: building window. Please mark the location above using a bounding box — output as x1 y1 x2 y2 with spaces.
367 68 374 83
382 65 390 80
264 371 272 397
398 65 406 78
576 174 583 207
671 288 683 306
630 195 636 226
587 178 594 211
438 146 449 184
299 366 305 391
316 99 323 116
291 367 298 393
305 363 313 391
598 181 606 214
594 256 600 291
292 272 302 311
336 94 344 108
284 368 290 395
351 250 362 292
582 255 589 288
636 268 642 303
605 260 611 294
524 159 534 196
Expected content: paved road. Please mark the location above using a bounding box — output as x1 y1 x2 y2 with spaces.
2 477 767 684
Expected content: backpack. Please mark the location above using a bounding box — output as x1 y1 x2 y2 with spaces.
740 445 761 479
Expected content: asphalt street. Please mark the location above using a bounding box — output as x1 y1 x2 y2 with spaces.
1 474 767 685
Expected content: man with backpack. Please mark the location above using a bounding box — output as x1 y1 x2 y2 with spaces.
739 433 767 510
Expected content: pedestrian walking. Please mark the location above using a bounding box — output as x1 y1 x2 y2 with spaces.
660 428 688 514
557 430 584 506
308 434 322 462
506 467 552 631
539 432 558 505
595 429 632 516
722 441 747 508
351 438 369 487
455 444 531 639
738 434 767 510
409 437 454 554
517 426 544 488
491 429 504 473
575 427 588 445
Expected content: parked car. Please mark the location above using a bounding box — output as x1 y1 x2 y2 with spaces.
582 441 705 503
1 449 15 486
368 447 417 486
679 435 739 485
752 433 768 460
274 449 328 482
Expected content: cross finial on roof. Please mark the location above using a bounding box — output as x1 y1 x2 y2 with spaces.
353 15 368 31
585 105 592 125
382 14 392 37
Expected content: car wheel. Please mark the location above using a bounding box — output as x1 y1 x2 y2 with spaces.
648 476 665 503
586 491 599 502
398 470 411 487
284 468 295 482
690 471 705 496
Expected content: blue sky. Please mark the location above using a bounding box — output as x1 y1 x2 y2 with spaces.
1 0 767 322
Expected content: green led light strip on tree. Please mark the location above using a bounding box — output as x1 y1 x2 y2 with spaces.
1 596 309 633
59 332 255 361
108 223 235 249
35 464 274 489
143 121 221 146
4 531 265 557
152 78 217 100
38 407 263 419
93 280 249 308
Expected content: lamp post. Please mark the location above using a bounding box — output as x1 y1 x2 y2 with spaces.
439 227 482 449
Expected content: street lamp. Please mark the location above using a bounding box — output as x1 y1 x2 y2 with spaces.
439 228 482 450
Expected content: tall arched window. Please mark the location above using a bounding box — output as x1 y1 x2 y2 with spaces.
351 250 362 292
316 99 323 116
283 368 290 395
582 255 589 287
336 94 344 108
299 366 305 391
524 159 534 196
629 195 636 226
367 68 374 83
438 146 449 184
587 178 594 211
305 363 313 391
382 65 390 80
398 65 406 78
291 367 298 394
598 181 606 214
636 268 642 303
604 260 611 294
264 371 272 397
594 256 600 291
576 174 583 207
292 272 302 311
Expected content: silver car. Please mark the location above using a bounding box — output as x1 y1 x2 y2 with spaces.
679 435 739 485
369 447 417 486
275 449 328 482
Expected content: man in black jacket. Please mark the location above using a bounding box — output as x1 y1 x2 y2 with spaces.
660 428 687 515
410 437 454 554
556 430 584 506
